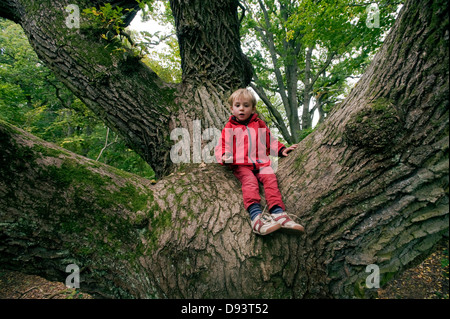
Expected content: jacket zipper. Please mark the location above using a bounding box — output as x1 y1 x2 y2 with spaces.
246 125 257 170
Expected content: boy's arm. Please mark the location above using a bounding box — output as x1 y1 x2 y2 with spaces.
280 144 298 157
278 144 287 157
214 123 233 164
261 121 287 157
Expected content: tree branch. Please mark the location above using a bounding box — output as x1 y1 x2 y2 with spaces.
237 1 246 25
96 127 119 161
255 0 290 116
1 0 178 177
249 82 293 143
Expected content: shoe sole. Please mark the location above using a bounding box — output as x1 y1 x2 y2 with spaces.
254 223 281 236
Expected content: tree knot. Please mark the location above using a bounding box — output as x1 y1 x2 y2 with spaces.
343 98 403 152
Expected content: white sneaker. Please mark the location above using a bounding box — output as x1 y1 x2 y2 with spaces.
251 214 281 236
272 212 304 234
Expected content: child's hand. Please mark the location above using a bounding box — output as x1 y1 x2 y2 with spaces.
282 144 298 157
222 153 233 164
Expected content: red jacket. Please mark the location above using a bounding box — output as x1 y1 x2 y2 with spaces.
215 114 286 169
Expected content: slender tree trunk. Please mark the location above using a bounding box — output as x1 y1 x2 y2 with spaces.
252 0 303 143
250 81 293 144
0 0 448 298
285 50 302 142
281 3 302 143
302 46 314 131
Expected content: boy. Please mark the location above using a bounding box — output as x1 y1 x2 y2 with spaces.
215 88 304 236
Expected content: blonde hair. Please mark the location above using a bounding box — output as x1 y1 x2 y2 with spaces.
228 88 257 109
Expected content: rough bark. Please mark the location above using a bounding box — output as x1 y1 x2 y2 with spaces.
171 0 252 89
0 0 448 299
278 0 449 296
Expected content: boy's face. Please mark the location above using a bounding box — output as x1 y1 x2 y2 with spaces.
231 95 255 122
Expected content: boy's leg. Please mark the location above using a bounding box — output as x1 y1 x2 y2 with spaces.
255 166 285 211
232 166 261 211
257 166 304 234
233 166 280 235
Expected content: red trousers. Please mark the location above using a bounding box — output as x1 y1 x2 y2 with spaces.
232 165 285 211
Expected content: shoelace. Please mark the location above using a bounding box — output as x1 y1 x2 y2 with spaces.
261 205 302 224
259 214 275 224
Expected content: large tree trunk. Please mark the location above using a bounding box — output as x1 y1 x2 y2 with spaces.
0 0 448 298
